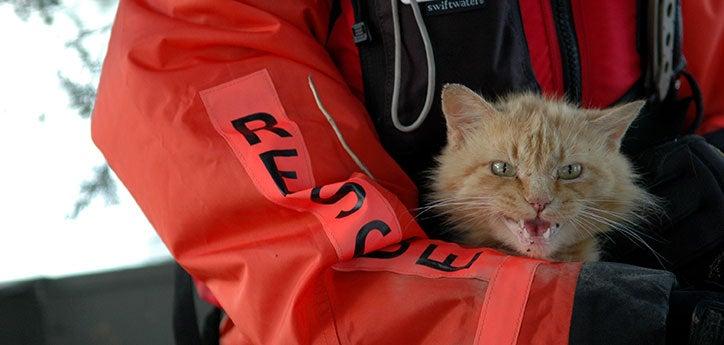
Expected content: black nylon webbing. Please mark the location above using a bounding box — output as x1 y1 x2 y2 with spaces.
173 264 223 345
173 264 202 345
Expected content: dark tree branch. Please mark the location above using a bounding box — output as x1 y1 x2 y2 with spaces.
58 73 96 118
69 165 119 219
0 0 61 24
4 0 121 218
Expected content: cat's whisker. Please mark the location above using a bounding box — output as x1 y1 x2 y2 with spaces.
580 202 640 219
580 205 649 228
414 197 493 219
407 199 493 231
586 222 659 260
579 206 665 243
578 210 645 242
414 202 489 215
579 197 666 222
569 216 612 243
568 218 594 238
577 211 668 267
547 209 591 237
416 196 494 210
414 201 491 213
578 209 644 235
573 215 617 244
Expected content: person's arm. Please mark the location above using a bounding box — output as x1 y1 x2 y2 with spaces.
91 0 428 340
92 1 673 344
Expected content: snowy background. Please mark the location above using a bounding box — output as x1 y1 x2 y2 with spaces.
0 0 171 283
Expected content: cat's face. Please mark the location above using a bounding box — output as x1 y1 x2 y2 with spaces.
430 84 649 261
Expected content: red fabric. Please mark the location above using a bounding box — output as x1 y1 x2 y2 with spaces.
474 258 541 344
521 0 641 107
327 270 487 344
682 0 724 134
519 0 565 99
331 241 577 345
92 1 582 343
570 0 641 108
194 280 220 307
517 263 581 345
201 69 423 258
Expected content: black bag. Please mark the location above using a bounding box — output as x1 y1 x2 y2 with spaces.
605 135 724 289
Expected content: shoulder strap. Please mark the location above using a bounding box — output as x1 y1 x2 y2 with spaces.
173 264 202 345
173 264 222 345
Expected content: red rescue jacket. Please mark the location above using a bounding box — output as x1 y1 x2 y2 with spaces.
92 1 721 344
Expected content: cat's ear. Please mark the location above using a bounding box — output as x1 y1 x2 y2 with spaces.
588 100 646 149
441 84 496 146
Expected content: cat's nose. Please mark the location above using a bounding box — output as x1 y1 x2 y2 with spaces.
527 198 551 213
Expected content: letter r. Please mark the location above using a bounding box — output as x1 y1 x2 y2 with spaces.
232 112 292 146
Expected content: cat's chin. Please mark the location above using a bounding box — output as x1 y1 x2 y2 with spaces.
501 217 561 259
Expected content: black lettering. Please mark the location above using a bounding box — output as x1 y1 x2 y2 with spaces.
310 182 366 219
259 149 298 195
232 112 292 146
363 239 412 259
354 220 391 257
416 244 482 272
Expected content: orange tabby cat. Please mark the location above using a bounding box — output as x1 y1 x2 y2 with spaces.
429 84 656 262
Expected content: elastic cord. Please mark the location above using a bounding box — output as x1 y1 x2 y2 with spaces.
390 0 436 132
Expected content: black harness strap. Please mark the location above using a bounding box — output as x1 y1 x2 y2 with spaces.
173 264 222 345
173 264 202 345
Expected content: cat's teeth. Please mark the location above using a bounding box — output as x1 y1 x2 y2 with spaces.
521 229 531 240
542 228 551 240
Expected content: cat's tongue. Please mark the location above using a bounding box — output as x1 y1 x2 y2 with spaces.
523 218 551 238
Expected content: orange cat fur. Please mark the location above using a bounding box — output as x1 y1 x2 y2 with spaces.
428 84 656 261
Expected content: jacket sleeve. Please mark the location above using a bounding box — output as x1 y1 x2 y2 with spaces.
92 1 582 344
91 0 417 340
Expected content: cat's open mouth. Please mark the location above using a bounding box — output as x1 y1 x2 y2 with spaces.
503 217 561 255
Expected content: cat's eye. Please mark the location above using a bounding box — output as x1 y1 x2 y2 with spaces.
491 161 516 177
558 163 583 180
